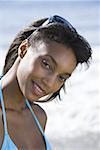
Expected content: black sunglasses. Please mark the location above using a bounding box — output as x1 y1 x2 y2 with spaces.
43 15 77 33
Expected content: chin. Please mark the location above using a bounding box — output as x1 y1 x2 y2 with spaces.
25 93 38 103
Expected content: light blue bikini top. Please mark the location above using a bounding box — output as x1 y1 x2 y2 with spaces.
0 78 51 150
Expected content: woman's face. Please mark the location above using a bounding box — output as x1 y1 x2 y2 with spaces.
17 41 77 102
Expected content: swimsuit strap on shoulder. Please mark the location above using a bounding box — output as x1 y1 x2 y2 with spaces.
25 99 44 135
25 99 52 150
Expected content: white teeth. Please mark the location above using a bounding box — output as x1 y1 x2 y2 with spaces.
32 81 45 97
34 82 44 95
35 84 43 93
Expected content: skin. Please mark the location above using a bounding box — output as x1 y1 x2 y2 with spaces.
0 40 77 149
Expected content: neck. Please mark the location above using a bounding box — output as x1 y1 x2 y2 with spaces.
1 57 26 112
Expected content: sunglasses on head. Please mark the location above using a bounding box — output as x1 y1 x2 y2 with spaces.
42 15 77 33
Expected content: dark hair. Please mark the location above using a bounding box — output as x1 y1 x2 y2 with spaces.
3 16 92 102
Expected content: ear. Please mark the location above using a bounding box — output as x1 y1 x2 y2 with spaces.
18 39 28 58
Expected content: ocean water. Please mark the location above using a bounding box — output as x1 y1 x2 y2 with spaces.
0 1 100 150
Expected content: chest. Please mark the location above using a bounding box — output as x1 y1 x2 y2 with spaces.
0 109 46 149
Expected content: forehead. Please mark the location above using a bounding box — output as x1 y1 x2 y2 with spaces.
34 41 77 73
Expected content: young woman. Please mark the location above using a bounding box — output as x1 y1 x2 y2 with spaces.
0 15 92 150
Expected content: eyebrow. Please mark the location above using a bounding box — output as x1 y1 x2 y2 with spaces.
46 55 72 77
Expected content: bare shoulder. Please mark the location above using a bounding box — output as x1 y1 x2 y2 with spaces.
31 103 47 131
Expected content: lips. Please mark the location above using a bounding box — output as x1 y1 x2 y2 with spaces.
31 81 46 97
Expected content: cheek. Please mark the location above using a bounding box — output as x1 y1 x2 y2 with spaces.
54 83 64 94
16 60 28 93
16 55 34 91
17 58 30 79
31 60 46 79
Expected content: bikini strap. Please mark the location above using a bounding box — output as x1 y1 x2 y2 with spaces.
0 78 8 135
25 99 52 150
25 99 44 135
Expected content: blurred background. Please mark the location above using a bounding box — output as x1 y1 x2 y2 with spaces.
0 0 100 149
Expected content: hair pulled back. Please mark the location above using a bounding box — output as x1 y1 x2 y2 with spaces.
3 16 92 102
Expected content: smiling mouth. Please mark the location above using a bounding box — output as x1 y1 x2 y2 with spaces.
31 81 46 97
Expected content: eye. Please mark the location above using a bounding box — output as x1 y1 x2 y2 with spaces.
58 74 70 82
42 59 52 70
58 75 66 82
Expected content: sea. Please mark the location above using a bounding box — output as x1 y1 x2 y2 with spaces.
0 0 100 150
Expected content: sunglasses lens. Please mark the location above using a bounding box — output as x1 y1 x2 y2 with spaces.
47 15 76 32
